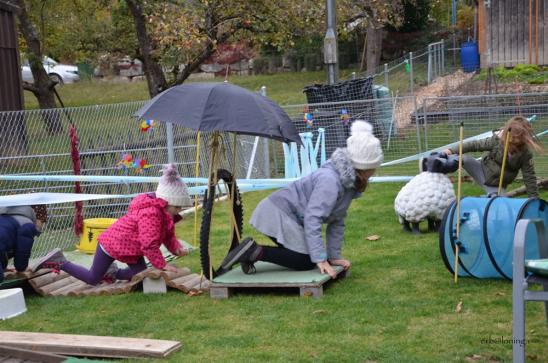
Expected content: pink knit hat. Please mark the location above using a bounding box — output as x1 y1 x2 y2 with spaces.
156 164 192 207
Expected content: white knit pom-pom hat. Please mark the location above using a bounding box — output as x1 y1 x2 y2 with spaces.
156 164 192 207
346 120 384 170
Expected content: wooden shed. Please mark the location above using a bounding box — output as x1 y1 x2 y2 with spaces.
478 0 547 68
0 0 23 111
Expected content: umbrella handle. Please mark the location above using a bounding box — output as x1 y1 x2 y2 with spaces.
194 131 202 247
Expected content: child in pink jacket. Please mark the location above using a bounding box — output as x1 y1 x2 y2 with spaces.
35 164 192 285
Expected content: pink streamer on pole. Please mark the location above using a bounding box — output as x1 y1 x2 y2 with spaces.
69 124 83 236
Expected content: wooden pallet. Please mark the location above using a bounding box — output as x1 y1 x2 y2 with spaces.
209 262 347 299
26 267 209 297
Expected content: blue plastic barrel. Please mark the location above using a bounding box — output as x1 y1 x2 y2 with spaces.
439 197 548 279
461 41 480 72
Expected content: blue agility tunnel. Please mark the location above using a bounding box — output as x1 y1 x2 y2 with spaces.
439 197 548 280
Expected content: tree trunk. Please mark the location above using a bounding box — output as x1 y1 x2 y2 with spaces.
14 0 62 135
366 23 383 75
126 0 168 98
175 42 216 84
506 178 548 197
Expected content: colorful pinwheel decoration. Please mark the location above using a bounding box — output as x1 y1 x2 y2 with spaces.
116 153 134 169
340 109 350 125
133 158 151 173
304 112 314 128
303 106 314 128
140 119 155 133
116 153 151 173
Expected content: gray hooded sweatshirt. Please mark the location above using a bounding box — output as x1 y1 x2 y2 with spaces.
252 148 361 263
0 206 37 226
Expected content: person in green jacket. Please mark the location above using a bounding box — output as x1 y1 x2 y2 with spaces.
443 116 543 198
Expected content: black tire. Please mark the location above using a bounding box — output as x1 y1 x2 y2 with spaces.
199 169 243 279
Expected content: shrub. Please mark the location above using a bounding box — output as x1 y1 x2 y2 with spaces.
513 64 540 76
528 76 546 85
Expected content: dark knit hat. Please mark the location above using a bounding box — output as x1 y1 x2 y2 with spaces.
32 205 48 223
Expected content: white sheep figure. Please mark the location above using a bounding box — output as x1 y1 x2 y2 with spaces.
394 154 457 234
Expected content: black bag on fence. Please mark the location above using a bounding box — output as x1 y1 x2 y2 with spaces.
303 77 374 104
301 77 379 157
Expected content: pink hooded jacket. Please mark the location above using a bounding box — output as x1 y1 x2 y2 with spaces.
98 194 182 269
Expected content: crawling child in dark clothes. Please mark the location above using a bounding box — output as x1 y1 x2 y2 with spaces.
0 205 47 282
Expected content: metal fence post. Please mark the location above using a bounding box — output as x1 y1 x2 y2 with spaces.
437 42 442 77
441 39 445 74
384 63 389 88
40 158 48 192
260 86 270 177
427 44 432 84
414 95 422 154
166 122 175 163
409 52 414 97
423 97 429 150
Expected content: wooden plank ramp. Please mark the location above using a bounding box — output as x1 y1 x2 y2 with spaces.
0 344 67 363
0 269 52 289
0 331 181 359
27 267 209 297
210 261 347 299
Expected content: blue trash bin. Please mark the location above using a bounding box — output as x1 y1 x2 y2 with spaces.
461 41 480 72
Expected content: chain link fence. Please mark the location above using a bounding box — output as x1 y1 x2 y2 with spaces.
2 92 547 259
420 93 548 174
272 93 548 179
0 102 269 258
342 38 465 98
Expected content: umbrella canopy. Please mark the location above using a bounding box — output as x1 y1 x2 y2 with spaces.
135 82 301 144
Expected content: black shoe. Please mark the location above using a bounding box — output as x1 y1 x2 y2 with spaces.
220 237 261 271
241 261 257 274
32 248 67 272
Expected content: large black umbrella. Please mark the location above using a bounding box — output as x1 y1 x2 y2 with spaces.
134 82 301 145
135 82 303 279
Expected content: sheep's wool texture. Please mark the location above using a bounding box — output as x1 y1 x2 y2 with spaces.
394 172 456 223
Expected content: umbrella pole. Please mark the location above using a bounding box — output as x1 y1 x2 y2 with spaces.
193 131 202 247
229 133 241 243
498 128 512 195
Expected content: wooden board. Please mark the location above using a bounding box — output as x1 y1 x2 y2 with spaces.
0 331 181 359
210 262 346 299
27 268 208 297
0 344 66 363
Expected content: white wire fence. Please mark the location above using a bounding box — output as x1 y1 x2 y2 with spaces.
274 93 548 179
0 102 269 258
341 39 465 99
1 91 547 258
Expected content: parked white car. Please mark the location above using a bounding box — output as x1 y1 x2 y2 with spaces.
21 56 80 84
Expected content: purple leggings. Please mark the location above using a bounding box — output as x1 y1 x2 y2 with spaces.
61 245 147 285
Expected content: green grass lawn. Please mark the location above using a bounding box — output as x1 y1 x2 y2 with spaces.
3 182 548 362
12 67 548 362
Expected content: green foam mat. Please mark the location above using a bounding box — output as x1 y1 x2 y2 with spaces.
0 276 27 289
212 261 344 285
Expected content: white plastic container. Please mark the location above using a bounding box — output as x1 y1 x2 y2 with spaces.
0 288 27 320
